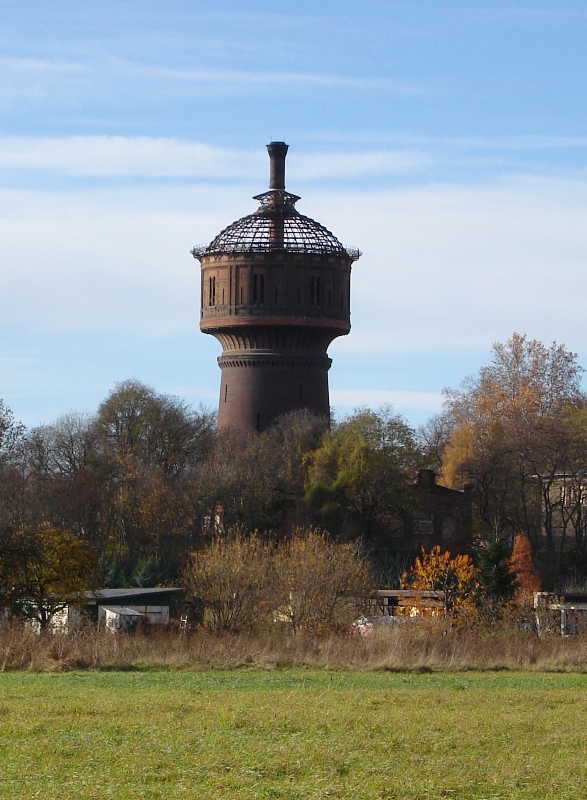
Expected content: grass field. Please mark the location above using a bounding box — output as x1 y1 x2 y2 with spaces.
1 670 587 800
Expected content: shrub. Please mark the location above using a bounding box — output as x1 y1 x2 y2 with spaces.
183 529 275 633
273 529 374 634
184 527 373 635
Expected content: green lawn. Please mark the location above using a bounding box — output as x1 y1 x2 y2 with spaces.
1 670 586 799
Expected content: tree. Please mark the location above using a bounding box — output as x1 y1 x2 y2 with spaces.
0 525 98 629
476 530 515 601
183 527 373 635
93 381 215 571
0 401 26 531
443 333 583 430
183 529 275 633
198 427 284 534
435 334 586 581
401 545 480 617
94 380 215 477
263 410 328 528
273 529 374 634
508 533 542 593
22 414 108 555
0 400 25 463
305 406 423 550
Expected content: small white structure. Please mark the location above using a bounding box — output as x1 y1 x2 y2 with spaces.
50 606 83 633
534 592 587 636
99 604 170 631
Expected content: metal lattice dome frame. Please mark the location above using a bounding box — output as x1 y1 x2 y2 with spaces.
192 190 361 262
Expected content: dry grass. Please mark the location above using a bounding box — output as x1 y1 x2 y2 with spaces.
2 619 587 673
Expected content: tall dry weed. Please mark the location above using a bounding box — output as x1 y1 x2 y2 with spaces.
2 619 587 673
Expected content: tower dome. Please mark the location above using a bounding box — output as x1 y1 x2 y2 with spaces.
192 142 360 433
193 193 358 259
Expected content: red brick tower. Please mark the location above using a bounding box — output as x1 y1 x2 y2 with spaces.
192 142 360 432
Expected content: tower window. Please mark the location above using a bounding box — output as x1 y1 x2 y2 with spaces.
224 385 228 402
252 274 265 304
310 276 321 306
209 276 216 306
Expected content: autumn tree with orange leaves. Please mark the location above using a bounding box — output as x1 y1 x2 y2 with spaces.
508 533 542 594
401 545 480 617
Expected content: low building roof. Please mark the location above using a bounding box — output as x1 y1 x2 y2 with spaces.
85 587 184 604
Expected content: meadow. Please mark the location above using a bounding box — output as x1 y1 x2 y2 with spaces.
1 668 587 800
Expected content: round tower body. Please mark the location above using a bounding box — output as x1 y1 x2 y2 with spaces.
193 143 360 433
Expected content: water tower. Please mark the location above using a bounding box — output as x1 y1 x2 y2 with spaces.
192 142 360 432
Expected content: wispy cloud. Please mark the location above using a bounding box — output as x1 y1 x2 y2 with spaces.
0 55 88 108
330 389 444 412
304 131 587 152
0 56 86 74
1 133 582 186
0 54 422 109
0 136 430 180
118 59 422 93
0 355 38 364
311 174 587 354
295 150 432 179
0 137 261 179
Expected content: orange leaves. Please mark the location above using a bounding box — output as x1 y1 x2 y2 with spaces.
401 545 480 615
508 533 542 593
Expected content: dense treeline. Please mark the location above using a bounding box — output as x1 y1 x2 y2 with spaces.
0 382 428 591
2 333 587 607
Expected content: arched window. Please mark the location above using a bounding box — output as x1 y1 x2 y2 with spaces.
310 276 321 306
252 274 265 304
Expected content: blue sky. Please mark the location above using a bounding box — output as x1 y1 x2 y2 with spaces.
2 1 587 429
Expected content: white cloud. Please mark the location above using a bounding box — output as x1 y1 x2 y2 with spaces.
294 150 431 180
309 175 587 354
330 389 443 411
5 134 586 187
0 54 421 109
0 136 430 181
0 57 88 108
2 173 587 371
0 137 263 179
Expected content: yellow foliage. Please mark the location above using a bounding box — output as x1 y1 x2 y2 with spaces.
401 545 480 616
438 424 474 489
